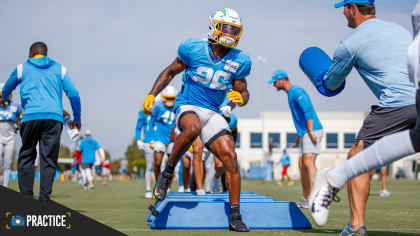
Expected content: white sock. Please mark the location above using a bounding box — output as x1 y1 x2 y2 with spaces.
85 168 93 182
3 169 10 187
145 165 153 191
327 130 415 187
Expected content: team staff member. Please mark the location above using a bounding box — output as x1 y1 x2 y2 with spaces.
269 69 323 209
2 42 81 202
304 1 416 235
310 1 420 229
0 83 22 187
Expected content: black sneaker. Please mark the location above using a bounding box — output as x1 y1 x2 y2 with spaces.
229 213 250 232
152 171 172 201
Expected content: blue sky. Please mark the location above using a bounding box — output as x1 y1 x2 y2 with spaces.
0 0 418 158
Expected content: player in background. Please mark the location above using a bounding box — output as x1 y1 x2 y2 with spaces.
149 86 177 181
93 147 106 185
142 8 251 231
102 159 112 181
135 102 156 198
79 130 103 189
277 148 293 186
119 156 129 182
0 83 22 187
306 1 418 234
369 165 391 197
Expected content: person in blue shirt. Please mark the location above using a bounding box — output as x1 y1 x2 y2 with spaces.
78 130 102 189
0 83 22 187
276 149 293 186
135 105 156 199
141 8 251 231
149 86 177 183
2 42 81 202
301 2 417 235
269 69 323 209
310 2 420 230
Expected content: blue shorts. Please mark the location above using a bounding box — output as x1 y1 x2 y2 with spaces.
119 169 128 174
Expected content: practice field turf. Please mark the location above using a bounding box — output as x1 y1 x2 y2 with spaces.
7 178 420 236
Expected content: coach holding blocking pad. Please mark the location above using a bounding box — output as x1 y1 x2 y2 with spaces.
299 1 417 235
2 42 81 203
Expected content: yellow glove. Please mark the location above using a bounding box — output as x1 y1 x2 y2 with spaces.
142 95 155 115
149 141 155 150
227 89 243 106
188 145 193 153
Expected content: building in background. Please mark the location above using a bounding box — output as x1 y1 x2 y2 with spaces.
236 111 420 180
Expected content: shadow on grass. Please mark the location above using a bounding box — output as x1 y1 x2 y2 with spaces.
297 228 420 235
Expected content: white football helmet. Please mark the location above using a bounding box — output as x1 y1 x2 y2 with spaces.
208 8 243 48
162 85 177 107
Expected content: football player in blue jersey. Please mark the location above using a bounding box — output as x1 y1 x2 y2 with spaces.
0 83 22 187
142 8 251 232
149 86 177 182
136 100 156 198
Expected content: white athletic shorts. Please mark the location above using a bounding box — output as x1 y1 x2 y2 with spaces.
298 129 324 156
184 150 193 159
154 141 173 155
202 147 213 163
176 105 231 147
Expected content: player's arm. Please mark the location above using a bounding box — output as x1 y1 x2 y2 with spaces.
142 58 187 114
297 91 318 144
149 57 187 96
230 78 250 106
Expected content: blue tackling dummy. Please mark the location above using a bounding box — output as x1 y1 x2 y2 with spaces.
299 47 346 97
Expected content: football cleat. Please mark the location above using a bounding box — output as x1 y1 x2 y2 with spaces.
152 171 173 201
296 197 309 209
145 191 152 199
309 168 341 226
340 222 367 236
208 8 243 48
229 213 250 232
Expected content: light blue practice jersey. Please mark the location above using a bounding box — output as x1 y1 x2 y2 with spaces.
2 56 81 123
150 101 176 144
288 85 323 137
0 101 22 123
280 153 290 166
135 109 154 143
324 19 416 108
79 137 100 164
175 38 252 112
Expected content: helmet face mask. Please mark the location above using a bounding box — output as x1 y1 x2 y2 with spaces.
208 8 243 48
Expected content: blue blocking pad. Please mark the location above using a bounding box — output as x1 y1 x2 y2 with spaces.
150 201 312 229
299 47 345 97
147 197 275 222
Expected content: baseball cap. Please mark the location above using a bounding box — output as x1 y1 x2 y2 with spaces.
268 69 288 84
334 0 374 8
85 129 91 136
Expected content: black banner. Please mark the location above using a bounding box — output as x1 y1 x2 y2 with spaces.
0 186 126 236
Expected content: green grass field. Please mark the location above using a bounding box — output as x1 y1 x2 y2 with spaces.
7 178 420 236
